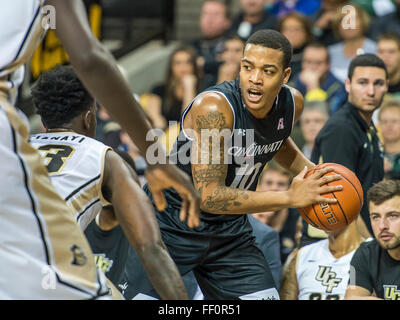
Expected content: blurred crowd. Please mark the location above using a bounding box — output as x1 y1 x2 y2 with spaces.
27 0 400 300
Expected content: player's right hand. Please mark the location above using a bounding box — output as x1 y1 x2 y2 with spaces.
145 163 201 228
288 166 343 208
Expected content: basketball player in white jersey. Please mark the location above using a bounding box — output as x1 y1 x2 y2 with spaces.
0 0 198 299
30 65 187 300
280 221 364 300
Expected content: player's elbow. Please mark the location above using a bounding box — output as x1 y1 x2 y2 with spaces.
134 237 167 260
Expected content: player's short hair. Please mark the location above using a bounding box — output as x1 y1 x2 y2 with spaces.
245 29 293 69
368 180 400 206
348 54 388 80
31 65 94 129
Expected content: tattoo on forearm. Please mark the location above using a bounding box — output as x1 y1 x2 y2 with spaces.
194 110 248 212
204 187 249 212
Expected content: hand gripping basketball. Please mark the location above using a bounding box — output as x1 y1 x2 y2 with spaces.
299 163 363 232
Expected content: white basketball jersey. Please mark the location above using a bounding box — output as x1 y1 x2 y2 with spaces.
296 239 355 300
0 2 114 299
30 132 112 230
0 96 111 299
0 0 45 76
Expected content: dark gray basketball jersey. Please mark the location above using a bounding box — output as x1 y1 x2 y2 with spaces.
169 78 295 222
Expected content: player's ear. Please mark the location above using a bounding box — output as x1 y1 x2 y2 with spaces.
83 110 92 131
345 77 351 94
282 67 291 84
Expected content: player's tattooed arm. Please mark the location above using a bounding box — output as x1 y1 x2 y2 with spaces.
190 93 249 213
280 249 299 300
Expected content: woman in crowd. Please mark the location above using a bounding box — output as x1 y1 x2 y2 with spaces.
146 45 202 130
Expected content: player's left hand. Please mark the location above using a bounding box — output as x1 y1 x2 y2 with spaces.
145 163 201 228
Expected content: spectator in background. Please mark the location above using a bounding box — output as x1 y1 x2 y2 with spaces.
253 162 300 265
289 42 347 114
309 54 387 242
377 33 400 102
190 0 232 89
328 3 376 83
216 35 244 84
300 101 329 159
369 0 400 41
310 0 347 47
228 0 278 42
378 101 400 179
145 45 201 130
345 179 400 300
278 12 314 80
280 220 363 300
269 0 321 18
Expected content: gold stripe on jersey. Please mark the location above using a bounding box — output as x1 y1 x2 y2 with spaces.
0 94 104 296
67 182 101 219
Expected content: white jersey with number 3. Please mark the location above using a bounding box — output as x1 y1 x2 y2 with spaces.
296 239 355 300
30 132 112 230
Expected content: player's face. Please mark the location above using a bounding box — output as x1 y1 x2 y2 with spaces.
369 196 400 253
377 40 400 77
345 66 388 116
239 44 291 118
379 108 400 143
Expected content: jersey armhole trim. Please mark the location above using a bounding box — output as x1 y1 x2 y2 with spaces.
284 84 296 132
180 90 236 141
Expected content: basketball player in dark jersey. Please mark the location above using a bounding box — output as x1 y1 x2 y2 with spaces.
123 29 343 300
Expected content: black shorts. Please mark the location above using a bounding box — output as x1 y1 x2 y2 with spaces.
121 187 279 300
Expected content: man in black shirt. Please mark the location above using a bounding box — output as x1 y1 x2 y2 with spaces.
345 180 400 300
305 54 388 244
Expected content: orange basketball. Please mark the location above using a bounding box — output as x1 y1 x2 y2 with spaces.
299 163 363 232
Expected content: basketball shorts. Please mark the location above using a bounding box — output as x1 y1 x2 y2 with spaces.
121 187 279 300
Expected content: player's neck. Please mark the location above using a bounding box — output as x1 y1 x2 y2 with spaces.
46 127 77 134
328 223 363 258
